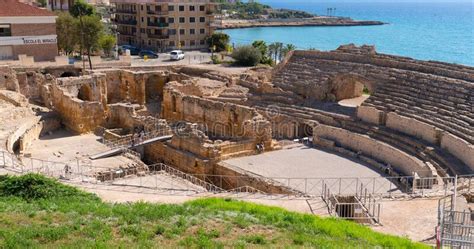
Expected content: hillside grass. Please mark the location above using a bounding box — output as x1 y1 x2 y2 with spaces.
0 174 428 248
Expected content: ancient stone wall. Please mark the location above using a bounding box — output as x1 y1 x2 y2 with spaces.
313 124 432 177
162 84 272 146
52 74 109 133
97 69 169 105
441 134 474 172
385 112 442 145
0 66 20 91
19 117 61 152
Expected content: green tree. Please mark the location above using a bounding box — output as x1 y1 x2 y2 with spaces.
70 0 95 71
252 40 273 65
231 45 262 66
207 32 230 52
37 0 47 7
99 34 116 57
56 12 78 55
282 43 297 58
79 15 103 69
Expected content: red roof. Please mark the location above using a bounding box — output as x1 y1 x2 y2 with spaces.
0 0 56 17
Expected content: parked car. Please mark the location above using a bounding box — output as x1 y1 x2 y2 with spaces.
119 45 140 56
139 50 159 59
170 50 185 60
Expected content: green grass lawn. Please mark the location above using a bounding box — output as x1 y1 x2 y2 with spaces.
0 174 428 248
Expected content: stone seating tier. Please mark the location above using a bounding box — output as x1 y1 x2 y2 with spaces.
272 48 473 146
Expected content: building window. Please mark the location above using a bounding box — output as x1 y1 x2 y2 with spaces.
179 17 185 23
148 40 151 46
189 5 195 11
169 41 175 46
141 17 144 23
0 25 11 36
200 17 205 23
169 5 174 11
180 41 185 47
141 5 143 10
199 5 205 11
200 40 205 45
200 28 205 34
146 5 150 11
190 29 195 35
169 17 174 23
190 17 195 23
169 29 176 35
179 5 184 11
155 5 161 11
179 29 185 35
190 40 195 46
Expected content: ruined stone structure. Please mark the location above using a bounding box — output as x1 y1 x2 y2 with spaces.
270 45 473 176
0 44 472 194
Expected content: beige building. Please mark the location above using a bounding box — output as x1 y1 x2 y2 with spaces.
111 0 216 51
0 0 58 61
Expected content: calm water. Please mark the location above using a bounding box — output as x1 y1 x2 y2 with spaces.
223 1 474 66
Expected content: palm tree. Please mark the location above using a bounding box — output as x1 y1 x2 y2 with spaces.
268 43 277 62
282 43 297 59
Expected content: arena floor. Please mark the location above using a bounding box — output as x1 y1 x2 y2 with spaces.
223 146 399 196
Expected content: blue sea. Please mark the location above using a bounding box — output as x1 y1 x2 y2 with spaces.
222 1 474 66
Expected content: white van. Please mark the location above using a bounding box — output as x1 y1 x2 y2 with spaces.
170 50 185 60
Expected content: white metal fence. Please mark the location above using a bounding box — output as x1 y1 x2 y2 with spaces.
1 150 473 199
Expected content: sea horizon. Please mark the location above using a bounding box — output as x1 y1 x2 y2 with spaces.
223 1 474 66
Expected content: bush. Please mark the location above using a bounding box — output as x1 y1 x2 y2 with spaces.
0 173 97 201
211 55 222 64
231 46 262 66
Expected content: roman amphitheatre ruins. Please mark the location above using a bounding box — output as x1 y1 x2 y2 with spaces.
0 45 472 244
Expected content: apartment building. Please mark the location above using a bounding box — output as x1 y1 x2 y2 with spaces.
111 0 216 51
47 0 108 11
0 0 58 61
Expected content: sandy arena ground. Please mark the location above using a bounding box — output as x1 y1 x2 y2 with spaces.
24 129 138 174
223 146 398 196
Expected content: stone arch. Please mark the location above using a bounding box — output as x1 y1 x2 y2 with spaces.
297 122 313 138
329 73 375 101
145 75 166 103
78 84 93 101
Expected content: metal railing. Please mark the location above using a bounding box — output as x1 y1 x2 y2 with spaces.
102 127 173 149
322 182 381 223
439 209 473 248
1 150 473 199
148 163 224 192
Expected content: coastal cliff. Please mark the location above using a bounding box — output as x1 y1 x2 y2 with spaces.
215 17 386 30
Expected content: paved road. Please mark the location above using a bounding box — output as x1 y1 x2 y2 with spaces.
131 51 214 66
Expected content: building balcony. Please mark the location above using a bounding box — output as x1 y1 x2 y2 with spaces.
116 9 137 14
147 22 169 28
119 32 136 36
148 34 169 40
115 19 138 26
147 10 169 16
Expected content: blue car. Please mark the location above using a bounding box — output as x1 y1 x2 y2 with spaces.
139 50 159 59
119 45 140 55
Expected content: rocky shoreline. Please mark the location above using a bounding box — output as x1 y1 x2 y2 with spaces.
215 17 386 30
